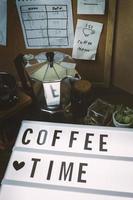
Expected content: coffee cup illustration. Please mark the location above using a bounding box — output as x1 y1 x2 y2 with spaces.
83 27 95 37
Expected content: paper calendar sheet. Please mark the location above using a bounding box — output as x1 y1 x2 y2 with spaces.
16 0 74 49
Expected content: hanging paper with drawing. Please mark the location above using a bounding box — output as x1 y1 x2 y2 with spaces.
0 0 7 46
16 0 74 49
72 20 103 60
77 0 105 15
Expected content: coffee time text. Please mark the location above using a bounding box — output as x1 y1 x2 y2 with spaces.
22 128 108 152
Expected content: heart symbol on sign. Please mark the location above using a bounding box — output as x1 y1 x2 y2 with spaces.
13 161 25 170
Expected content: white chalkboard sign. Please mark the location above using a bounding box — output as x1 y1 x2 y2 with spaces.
0 120 133 200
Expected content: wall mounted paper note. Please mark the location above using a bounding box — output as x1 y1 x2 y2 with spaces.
72 20 103 60
0 0 7 46
43 82 60 107
77 0 105 15
16 0 74 49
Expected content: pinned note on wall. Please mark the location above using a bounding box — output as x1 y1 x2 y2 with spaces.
77 0 105 15
0 0 7 46
16 0 74 49
72 20 103 60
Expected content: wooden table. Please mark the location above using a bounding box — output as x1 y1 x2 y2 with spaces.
0 90 32 121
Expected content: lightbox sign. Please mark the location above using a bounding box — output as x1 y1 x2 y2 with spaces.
0 120 133 200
